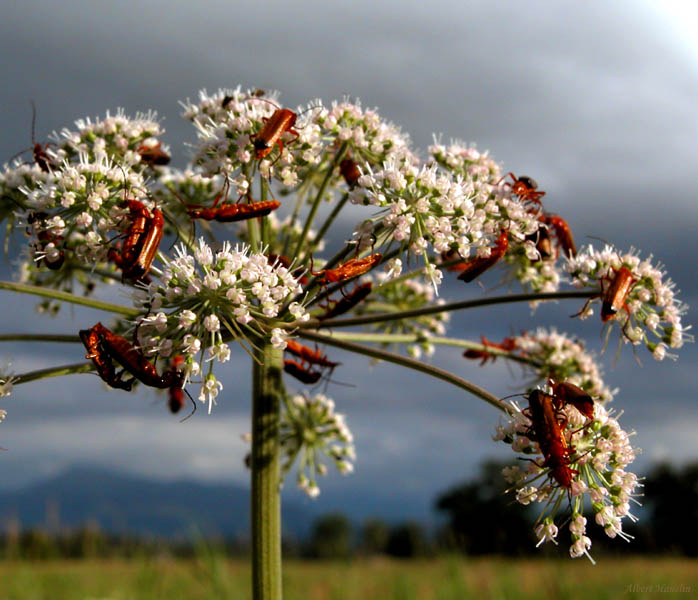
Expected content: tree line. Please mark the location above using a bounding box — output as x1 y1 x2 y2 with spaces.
2 460 695 560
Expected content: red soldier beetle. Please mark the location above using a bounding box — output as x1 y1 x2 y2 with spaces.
117 200 150 267
88 322 184 390
542 213 576 259
247 97 320 162
136 141 171 167
251 107 299 161
440 248 469 272
463 335 517 366
601 266 637 323
339 157 361 187
502 173 546 207
312 253 382 285
108 200 163 281
285 340 341 371
167 355 193 416
522 389 576 488
283 358 322 385
318 282 373 320
457 230 508 283
186 199 280 223
572 264 638 326
549 380 595 420
9 102 57 172
122 207 164 280
79 326 134 391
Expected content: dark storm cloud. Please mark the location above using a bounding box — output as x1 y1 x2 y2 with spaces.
0 1 696 511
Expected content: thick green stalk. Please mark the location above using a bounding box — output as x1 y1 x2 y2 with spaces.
251 341 284 600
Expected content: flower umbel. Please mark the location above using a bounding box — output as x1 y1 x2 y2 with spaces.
566 244 692 358
497 391 640 561
279 392 355 498
134 239 309 409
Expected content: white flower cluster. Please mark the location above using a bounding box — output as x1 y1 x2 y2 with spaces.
429 140 503 185
134 239 309 412
182 87 324 187
53 108 169 170
1 161 52 207
155 167 225 200
313 100 416 175
349 163 484 289
514 328 615 403
496 396 640 561
280 392 355 498
350 153 544 290
20 154 149 268
566 244 691 359
431 140 560 293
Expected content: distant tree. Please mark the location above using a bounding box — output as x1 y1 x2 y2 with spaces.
644 462 698 556
385 522 429 558
19 529 55 560
360 519 390 555
307 513 353 559
435 460 534 555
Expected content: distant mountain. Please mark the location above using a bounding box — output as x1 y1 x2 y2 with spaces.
0 465 315 540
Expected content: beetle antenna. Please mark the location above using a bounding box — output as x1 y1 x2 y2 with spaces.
179 387 197 422
30 100 37 145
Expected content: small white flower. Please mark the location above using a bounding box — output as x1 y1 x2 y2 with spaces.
203 314 221 332
199 374 223 413
267 328 285 349
535 521 559 546
384 257 402 280
207 343 231 363
178 310 196 329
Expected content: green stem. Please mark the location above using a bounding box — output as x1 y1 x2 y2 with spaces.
0 334 81 343
251 340 284 600
0 281 140 317
320 330 539 368
71 264 124 284
297 330 512 414
292 143 348 260
14 362 94 385
259 178 270 248
299 290 597 329
312 191 349 249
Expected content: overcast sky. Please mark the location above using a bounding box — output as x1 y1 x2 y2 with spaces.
0 1 696 522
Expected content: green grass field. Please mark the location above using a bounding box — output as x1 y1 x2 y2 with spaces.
0 556 695 599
